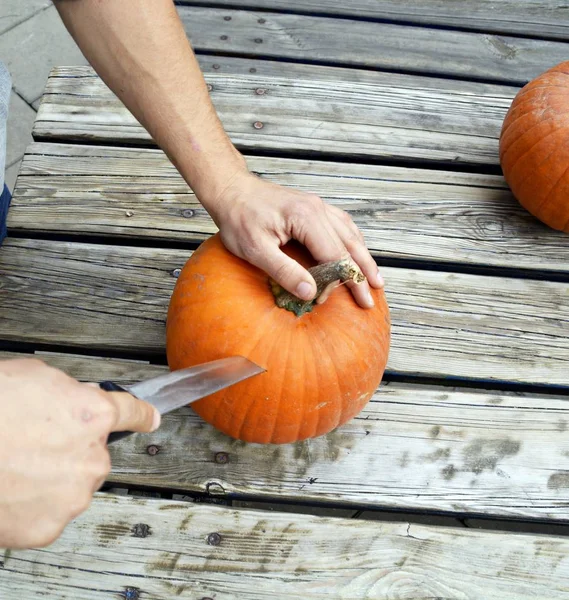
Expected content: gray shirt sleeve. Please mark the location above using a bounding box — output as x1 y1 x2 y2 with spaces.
0 61 11 191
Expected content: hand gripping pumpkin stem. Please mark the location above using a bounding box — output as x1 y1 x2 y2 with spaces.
270 258 366 317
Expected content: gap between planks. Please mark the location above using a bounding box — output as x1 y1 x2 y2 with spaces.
33 63 516 168
10 142 569 278
3 494 569 599
1 237 568 388
1 346 569 522
175 0 569 42
172 5 569 86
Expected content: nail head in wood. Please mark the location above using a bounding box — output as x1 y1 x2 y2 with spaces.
215 452 229 464
146 444 160 456
131 523 151 538
206 84 213 92
182 208 195 218
249 67 257 73
223 16 231 21
172 268 182 278
253 121 264 129
123 588 140 600
220 35 228 40
207 532 222 546
125 210 134 217
254 38 263 43
255 88 266 95
212 64 220 70
258 18 266 24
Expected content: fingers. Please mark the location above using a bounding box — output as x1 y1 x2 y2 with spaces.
251 202 381 308
294 200 346 264
104 391 161 433
345 279 374 309
315 279 374 309
316 281 340 305
326 206 384 289
288 196 380 308
241 235 318 301
216 180 382 307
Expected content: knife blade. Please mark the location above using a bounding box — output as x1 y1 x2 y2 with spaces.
100 356 264 444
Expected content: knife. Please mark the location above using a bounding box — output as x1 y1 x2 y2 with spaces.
99 356 265 444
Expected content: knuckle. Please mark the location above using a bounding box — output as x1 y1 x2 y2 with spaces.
32 521 66 548
345 228 363 246
289 196 321 219
342 222 366 246
38 359 68 380
2 517 65 549
77 451 111 493
306 195 325 213
26 358 64 382
67 487 94 519
97 395 119 423
92 450 112 479
272 261 296 284
26 357 47 370
293 206 314 227
239 237 264 261
285 200 306 220
137 402 155 431
102 454 112 477
307 193 324 206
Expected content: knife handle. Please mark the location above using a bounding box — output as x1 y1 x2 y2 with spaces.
99 381 135 444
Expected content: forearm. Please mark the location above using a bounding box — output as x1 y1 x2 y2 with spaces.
54 0 382 304
54 0 247 214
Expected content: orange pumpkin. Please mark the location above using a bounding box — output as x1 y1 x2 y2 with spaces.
500 61 569 232
166 234 390 444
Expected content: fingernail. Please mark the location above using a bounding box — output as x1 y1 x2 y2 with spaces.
151 409 161 432
376 268 385 288
365 289 375 308
296 281 314 301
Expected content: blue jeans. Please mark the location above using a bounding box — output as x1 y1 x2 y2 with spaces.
0 183 10 245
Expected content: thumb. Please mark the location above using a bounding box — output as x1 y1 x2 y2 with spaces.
250 243 316 301
104 391 161 433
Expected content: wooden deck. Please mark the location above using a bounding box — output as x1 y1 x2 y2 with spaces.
2 2 569 598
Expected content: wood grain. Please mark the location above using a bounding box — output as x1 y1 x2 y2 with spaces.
11 142 569 274
100 378 569 520
178 0 569 41
173 6 568 86
33 65 514 166
1 351 568 519
107 382 569 519
4 494 569 599
1 238 568 387
0 350 168 383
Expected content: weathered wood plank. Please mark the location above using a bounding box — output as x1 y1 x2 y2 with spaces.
173 6 568 86
4 494 569 599
1 238 568 387
110 383 569 520
0 350 167 383
192 53 517 94
33 65 514 166
178 0 569 41
11 142 569 274
1 351 568 520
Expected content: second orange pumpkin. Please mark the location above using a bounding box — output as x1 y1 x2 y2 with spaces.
500 61 569 232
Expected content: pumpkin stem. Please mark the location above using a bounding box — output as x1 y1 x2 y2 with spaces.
270 258 366 316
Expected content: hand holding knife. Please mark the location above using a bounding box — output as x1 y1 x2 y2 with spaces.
99 356 264 444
